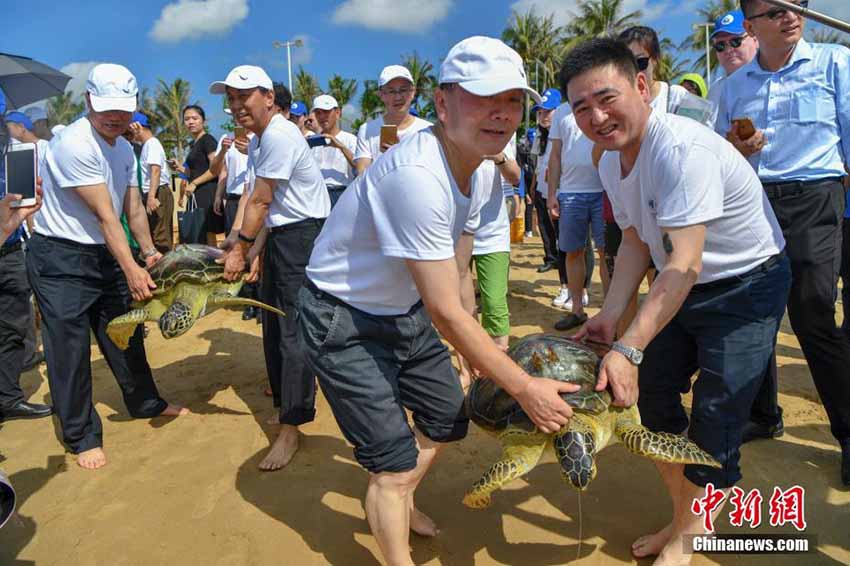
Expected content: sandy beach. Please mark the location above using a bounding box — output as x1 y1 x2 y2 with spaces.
1 241 848 566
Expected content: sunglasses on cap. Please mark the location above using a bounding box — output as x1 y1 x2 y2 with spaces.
748 0 808 21
713 36 745 52
635 56 650 72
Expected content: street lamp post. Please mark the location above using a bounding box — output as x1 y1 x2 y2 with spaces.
272 38 304 92
692 23 715 92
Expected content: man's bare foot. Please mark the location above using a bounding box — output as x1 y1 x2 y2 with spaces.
77 447 107 470
410 506 439 537
259 425 299 471
632 522 673 558
653 534 692 566
160 403 189 417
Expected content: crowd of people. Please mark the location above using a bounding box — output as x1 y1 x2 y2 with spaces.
1 1 849 564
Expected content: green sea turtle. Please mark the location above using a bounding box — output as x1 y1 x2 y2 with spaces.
463 334 721 509
106 244 284 350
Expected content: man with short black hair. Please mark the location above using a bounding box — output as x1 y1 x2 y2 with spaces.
310 94 357 207
565 38 789 564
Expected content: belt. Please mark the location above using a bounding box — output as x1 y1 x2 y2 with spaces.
0 241 22 258
225 193 242 201
36 233 107 251
691 251 785 293
269 218 325 234
326 185 347 190
762 177 844 199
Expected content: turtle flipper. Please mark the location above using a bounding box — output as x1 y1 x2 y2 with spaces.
615 423 722 468
463 429 548 509
206 295 285 318
107 308 150 350
554 416 598 490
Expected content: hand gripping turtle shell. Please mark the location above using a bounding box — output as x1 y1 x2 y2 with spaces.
463 334 721 509
106 245 284 350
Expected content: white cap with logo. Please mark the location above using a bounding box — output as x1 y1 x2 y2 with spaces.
210 65 274 94
312 94 339 111
439 36 540 102
379 65 414 87
86 63 139 113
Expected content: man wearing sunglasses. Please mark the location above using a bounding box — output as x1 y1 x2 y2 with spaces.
707 10 758 107
717 0 850 486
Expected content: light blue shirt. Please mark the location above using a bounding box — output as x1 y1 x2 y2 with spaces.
716 40 850 182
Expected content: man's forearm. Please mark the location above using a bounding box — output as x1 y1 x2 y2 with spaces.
240 195 269 239
339 146 356 169
599 236 650 320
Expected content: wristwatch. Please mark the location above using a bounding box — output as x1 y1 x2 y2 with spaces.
493 153 507 166
139 247 158 261
611 342 644 366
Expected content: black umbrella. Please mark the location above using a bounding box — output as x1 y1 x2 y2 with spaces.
0 52 71 110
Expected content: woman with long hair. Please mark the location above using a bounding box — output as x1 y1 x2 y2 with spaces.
173 105 219 244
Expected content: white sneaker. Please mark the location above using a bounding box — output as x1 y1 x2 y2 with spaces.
582 290 589 307
562 289 590 310
524 231 533 238
552 288 571 307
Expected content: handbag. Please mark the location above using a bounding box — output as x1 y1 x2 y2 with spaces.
178 194 207 244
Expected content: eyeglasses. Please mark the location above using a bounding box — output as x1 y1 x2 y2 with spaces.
713 36 745 52
748 0 808 21
635 56 650 71
382 87 413 97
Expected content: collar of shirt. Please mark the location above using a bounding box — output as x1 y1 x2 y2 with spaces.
745 38 813 78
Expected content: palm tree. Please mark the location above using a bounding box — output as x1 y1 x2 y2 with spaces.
47 92 85 126
358 79 382 124
293 66 321 106
153 78 193 161
326 74 358 107
400 52 437 116
655 38 693 84
809 27 850 49
137 86 157 125
687 0 738 75
568 0 643 39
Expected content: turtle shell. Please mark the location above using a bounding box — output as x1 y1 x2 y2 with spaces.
147 245 226 295
466 334 612 433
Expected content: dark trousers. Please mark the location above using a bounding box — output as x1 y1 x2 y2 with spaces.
0 248 30 411
146 185 174 253
842 217 850 335
327 186 346 209
223 195 241 235
753 179 850 442
533 192 558 265
26 235 166 453
261 219 324 425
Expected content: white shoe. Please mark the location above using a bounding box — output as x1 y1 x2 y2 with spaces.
562 289 590 310
524 231 533 238
552 288 570 307
582 290 589 307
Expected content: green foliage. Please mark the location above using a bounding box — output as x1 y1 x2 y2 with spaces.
686 0 738 74
400 52 437 118
46 92 85 126
326 74 358 108
152 78 194 161
358 79 382 122
294 66 321 106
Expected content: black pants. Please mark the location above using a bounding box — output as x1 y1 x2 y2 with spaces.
533 192 558 265
261 219 324 425
0 247 31 411
223 195 241 235
26 235 167 453
841 217 850 335
753 179 850 442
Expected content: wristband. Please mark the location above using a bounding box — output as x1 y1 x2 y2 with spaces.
494 154 507 166
238 232 256 244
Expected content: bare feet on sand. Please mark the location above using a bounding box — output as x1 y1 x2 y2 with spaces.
160 403 190 417
632 522 672 558
77 447 107 470
410 506 439 537
259 425 299 471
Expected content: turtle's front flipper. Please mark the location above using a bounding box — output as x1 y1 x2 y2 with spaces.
206 295 285 317
615 422 722 468
107 308 149 350
463 429 548 509
554 416 598 490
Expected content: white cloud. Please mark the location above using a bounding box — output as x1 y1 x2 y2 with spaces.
150 0 248 43
60 61 102 101
289 34 314 67
509 0 669 26
332 0 453 34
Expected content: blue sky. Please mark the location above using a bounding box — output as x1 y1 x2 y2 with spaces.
4 0 848 137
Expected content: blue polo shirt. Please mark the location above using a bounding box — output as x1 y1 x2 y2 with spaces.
716 40 850 183
0 149 24 246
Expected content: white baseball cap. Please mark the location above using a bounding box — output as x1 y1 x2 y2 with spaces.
312 94 339 111
86 63 139 113
439 36 540 102
209 65 273 94
379 65 414 87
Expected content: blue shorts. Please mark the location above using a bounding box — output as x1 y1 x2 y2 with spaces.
557 192 605 254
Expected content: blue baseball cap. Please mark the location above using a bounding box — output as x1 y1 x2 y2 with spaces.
712 10 746 38
526 127 536 143
5 111 33 131
132 111 150 128
290 101 307 116
532 88 561 112
0 88 5 115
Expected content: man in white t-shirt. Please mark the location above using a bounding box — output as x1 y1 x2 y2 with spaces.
353 65 432 174
214 65 330 473
27 63 187 470
310 94 358 207
129 112 173 252
297 36 576 566
564 39 789 565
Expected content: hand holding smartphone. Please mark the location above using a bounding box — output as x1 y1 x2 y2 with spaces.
306 135 331 149
732 118 756 141
234 126 247 141
380 125 399 150
4 143 38 208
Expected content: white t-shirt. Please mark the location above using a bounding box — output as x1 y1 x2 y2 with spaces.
249 114 330 227
550 104 603 194
307 128 490 315
311 130 358 187
533 136 553 196
598 111 784 284
500 135 518 199
139 136 170 192
35 116 137 245
217 133 251 196
354 115 433 164
474 141 516 255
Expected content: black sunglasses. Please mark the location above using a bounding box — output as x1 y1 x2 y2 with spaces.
748 0 808 21
636 56 650 71
713 36 745 52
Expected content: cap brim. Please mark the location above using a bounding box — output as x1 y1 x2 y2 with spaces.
89 94 136 113
457 79 541 103
711 26 745 38
209 81 228 95
314 104 338 111
379 75 414 87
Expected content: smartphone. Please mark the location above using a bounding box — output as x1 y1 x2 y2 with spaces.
732 118 756 141
380 125 399 149
306 136 331 149
234 126 247 140
4 143 37 208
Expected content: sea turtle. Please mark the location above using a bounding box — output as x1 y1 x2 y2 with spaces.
106 244 284 350
463 334 721 509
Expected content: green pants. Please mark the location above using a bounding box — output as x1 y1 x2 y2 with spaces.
473 251 510 337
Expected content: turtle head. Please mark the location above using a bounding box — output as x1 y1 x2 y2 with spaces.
554 430 597 491
159 301 195 339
